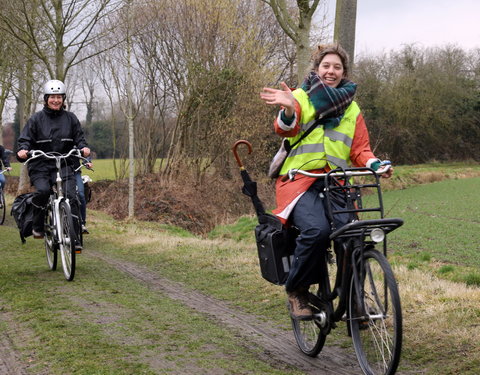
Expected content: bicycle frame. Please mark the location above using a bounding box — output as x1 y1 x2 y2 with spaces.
50 155 69 245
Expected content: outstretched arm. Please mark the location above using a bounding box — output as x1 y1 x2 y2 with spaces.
260 82 296 118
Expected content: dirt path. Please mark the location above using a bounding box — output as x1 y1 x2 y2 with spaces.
0 331 28 375
88 250 364 375
0 307 48 375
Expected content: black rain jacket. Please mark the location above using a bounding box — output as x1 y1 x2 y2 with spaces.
17 106 88 179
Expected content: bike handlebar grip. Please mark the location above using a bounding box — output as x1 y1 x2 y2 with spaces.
377 163 391 175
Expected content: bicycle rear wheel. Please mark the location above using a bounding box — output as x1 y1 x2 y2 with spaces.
0 189 5 225
349 249 402 375
290 291 328 357
59 201 76 281
44 202 58 270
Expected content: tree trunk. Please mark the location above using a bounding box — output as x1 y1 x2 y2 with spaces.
334 0 357 63
16 58 34 195
296 13 312 83
126 0 135 218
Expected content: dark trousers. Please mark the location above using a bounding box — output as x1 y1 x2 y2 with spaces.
31 167 79 237
75 172 86 225
285 179 349 292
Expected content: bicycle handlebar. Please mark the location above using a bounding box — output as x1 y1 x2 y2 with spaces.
76 160 94 173
24 148 87 165
281 163 392 182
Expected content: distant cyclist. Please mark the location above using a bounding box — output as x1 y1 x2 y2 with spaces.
75 157 93 234
16 79 90 248
0 145 12 190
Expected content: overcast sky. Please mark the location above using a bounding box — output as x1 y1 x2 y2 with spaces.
325 0 480 57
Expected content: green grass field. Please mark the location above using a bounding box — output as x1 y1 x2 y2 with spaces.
7 158 165 181
211 176 480 285
8 159 480 183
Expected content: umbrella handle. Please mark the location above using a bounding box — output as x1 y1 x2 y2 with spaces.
232 140 252 170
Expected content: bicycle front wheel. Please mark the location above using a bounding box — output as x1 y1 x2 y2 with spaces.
0 189 5 225
59 201 76 281
349 249 402 375
44 202 58 270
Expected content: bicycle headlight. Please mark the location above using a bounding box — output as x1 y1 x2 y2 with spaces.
370 228 385 243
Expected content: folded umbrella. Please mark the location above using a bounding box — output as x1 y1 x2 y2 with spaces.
232 140 266 219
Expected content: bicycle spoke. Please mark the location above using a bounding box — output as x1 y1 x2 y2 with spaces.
291 297 327 357
44 202 57 271
59 202 76 281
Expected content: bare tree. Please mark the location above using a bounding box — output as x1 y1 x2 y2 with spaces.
260 0 324 83
94 43 129 180
124 0 135 218
15 53 37 194
0 0 121 81
94 0 149 216
137 0 287 184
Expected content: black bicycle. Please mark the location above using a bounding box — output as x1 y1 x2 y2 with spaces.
286 165 404 375
0 169 8 225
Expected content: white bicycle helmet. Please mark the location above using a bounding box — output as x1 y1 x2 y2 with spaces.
44 79 66 95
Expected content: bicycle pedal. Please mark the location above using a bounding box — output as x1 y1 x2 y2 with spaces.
358 321 370 330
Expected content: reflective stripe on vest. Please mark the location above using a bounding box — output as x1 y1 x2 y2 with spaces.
279 89 360 175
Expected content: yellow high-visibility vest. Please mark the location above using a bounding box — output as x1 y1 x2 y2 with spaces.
279 89 360 175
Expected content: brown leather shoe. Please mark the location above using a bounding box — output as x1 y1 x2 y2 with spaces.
287 289 313 319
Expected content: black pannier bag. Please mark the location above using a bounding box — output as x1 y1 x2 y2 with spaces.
11 193 35 243
255 213 298 285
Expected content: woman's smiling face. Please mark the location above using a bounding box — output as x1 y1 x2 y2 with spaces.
317 53 345 88
47 94 64 111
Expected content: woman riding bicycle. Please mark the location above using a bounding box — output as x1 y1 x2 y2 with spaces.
16 79 90 249
260 43 392 319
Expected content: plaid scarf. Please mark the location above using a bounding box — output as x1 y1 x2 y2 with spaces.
301 71 357 129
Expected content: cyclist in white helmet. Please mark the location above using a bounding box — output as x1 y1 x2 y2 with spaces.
16 79 90 249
